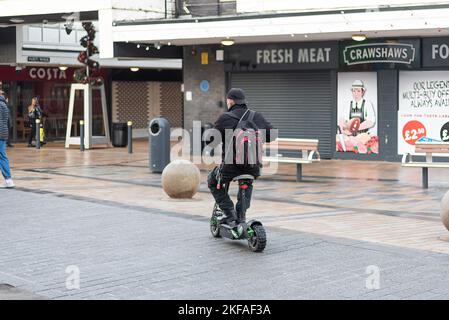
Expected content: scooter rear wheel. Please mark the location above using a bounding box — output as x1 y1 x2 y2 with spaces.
248 224 266 252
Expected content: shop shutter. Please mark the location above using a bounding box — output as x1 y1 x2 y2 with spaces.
231 71 334 158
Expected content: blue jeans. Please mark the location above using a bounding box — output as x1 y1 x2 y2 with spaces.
0 140 11 179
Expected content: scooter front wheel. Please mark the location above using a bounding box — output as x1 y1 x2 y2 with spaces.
248 224 266 252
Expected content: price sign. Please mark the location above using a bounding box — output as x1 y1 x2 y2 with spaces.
441 122 449 142
402 120 426 145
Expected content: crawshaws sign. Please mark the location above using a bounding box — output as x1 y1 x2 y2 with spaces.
342 41 419 66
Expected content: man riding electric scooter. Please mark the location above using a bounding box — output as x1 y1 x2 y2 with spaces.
207 88 275 240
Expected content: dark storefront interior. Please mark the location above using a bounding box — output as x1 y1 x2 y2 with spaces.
2 76 106 142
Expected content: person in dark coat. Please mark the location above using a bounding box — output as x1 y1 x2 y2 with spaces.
27 97 43 147
207 88 275 226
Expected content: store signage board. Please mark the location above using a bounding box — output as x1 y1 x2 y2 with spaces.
423 37 449 67
225 42 339 71
340 39 420 69
27 56 50 63
343 43 415 65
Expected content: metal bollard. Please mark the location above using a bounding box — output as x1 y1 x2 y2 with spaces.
80 120 85 151
35 119 41 149
127 121 133 154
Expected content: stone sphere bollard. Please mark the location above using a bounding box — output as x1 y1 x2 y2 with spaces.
162 159 201 199
441 190 449 231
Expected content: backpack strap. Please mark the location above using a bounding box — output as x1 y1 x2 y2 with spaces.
247 110 256 122
225 109 250 129
225 109 251 123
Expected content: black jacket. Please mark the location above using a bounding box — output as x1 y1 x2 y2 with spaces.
213 104 275 162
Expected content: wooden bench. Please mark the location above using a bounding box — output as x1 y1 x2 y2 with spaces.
402 141 449 188
263 138 320 181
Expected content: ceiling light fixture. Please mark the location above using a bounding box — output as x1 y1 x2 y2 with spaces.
221 39 235 46
10 18 25 23
352 34 367 41
59 66 68 71
130 67 140 72
137 44 141 48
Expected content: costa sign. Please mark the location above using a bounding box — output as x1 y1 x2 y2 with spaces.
28 67 67 81
0 66 107 82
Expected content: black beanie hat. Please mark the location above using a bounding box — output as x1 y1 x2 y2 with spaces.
226 88 246 104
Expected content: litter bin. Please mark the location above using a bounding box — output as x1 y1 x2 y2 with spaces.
149 117 170 173
112 122 128 147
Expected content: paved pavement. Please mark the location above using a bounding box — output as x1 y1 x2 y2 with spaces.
2 186 449 300
0 284 46 300
1 141 449 299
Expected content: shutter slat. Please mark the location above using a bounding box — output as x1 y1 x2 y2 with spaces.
231 71 334 158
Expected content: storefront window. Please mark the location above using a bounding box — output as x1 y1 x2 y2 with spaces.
1 66 108 142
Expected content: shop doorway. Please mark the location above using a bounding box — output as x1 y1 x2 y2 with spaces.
10 81 105 143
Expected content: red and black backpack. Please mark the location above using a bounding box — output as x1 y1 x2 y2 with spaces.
225 109 263 168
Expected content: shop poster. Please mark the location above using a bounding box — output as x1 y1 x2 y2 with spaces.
337 72 378 154
398 71 449 155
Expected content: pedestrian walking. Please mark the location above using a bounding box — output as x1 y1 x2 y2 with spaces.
0 89 14 188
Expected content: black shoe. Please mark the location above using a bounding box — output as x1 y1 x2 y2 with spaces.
27 143 34 148
7 143 13 148
221 209 238 226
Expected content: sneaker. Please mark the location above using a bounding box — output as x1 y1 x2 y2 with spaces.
221 209 238 225
5 179 14 188
7 143 13 148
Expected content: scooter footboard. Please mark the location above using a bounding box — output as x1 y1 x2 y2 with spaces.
219 224 236 239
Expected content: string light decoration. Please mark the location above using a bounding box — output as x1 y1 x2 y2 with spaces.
73 22 103 86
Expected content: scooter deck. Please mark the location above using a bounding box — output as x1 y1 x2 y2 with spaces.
218 221 258 240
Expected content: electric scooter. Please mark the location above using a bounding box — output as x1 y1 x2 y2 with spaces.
210 174 267 252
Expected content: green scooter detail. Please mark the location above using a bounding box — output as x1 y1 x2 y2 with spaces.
210 174 267 252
